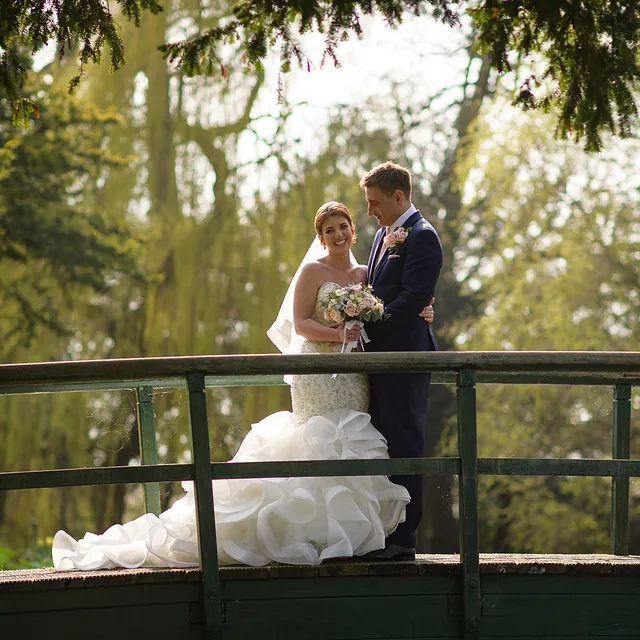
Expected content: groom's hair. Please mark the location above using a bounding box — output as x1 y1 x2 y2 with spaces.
359 161 412 200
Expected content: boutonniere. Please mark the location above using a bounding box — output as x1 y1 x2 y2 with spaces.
383 226 411 255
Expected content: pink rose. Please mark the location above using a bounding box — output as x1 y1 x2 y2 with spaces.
345 302 357 317
383 230 400 248
383 227 410 250
330 309 343 323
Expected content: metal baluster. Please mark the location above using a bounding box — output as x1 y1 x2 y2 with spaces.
457 369 481 639
187 373 223 639
610 384 632 555
136 385 161 516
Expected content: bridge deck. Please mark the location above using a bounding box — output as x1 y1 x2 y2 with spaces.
3 554 640 588
3 555 640 640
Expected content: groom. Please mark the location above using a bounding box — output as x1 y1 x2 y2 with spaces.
362 161 443 561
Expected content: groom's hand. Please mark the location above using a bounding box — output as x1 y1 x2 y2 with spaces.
419 297 435 323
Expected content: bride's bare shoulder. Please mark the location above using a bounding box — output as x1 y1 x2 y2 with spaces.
299 260 326 276
354 264 368 283
297 260 326 286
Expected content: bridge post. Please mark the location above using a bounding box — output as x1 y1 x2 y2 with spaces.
610 383 632 555
136 385 161 516
457 369 481 639
188 373 223 639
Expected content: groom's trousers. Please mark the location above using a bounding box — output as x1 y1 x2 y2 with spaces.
368 371 431 550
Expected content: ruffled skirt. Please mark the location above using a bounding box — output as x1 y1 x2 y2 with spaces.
53 408 409 569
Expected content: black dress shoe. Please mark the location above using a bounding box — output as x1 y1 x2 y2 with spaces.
362 544 416 562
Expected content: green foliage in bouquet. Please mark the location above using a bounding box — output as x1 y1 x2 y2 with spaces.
323 283 388 324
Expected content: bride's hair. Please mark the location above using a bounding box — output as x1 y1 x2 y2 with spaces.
314 202 356 242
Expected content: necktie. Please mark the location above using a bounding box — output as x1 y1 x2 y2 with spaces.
375 226 391 268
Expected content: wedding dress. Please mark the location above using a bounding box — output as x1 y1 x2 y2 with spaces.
52 282 409 569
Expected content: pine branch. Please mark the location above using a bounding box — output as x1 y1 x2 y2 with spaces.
0 0 163 126
471 1 640 151
2 1 640 150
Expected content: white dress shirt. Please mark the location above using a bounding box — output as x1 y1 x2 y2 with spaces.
375 204 417 267
388 204 417 232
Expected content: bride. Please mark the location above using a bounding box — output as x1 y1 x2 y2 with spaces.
52 202 432 570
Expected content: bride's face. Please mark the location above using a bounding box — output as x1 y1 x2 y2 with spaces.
319 214 355 253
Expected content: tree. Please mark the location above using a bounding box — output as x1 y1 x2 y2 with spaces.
2 1 640 150
0 65 142 356
0 1 276 550
450 103 640 552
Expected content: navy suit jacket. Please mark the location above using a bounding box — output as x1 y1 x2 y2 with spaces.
365 211 443 353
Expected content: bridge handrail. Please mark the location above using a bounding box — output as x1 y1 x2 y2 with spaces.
0 351 639 385
0 350 637 639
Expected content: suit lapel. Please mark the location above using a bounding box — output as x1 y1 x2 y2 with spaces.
403 210 423 230
371 211 423 285
368 227 384 283
371 242 389 284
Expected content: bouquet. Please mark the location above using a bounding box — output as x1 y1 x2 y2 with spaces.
323 283 388 356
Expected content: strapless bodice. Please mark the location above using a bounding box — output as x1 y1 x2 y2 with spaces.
311 281 343 325
291 281 369 423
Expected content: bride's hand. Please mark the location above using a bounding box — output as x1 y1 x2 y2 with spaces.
336 323 362 342
420 297 436 323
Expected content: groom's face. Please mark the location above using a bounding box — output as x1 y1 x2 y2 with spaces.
364 186 404 227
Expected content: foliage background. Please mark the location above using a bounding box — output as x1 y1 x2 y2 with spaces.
0 4 638 567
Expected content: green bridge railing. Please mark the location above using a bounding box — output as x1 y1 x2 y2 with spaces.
0 351 638 640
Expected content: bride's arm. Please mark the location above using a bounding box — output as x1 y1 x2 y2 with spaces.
293 264 344 343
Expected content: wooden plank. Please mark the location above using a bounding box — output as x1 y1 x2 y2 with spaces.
4 555 640 589
206 372 640 388
0 463 193 490
1 351 639 387
484 593 640 616
3 603 201 639
8 455 640 493
205 374 286 387
420 552 640 574
224 595 457 639
482 574 640 594
472 372 640 386
2 371 638 398
226 636 454 640
212 457 459 480
481 613 640 637
3 566 640 639
482 592 640 636
0 582 200 614
0 377 187 397
221 575 459 600
0 566 202 589
0 458 460 491
479 457 640 477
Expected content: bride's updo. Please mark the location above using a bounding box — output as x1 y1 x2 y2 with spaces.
314 202 356 240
